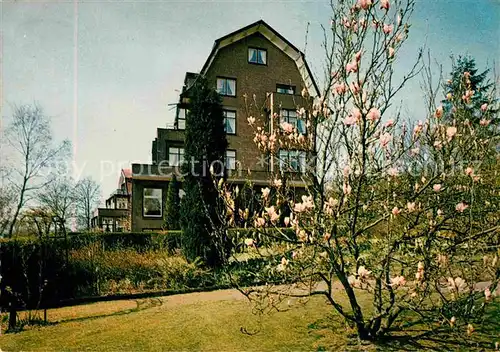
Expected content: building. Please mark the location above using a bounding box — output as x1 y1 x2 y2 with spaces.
91 169 132 232
130 20 319 232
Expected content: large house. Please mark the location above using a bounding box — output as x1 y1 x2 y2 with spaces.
108 20 319 232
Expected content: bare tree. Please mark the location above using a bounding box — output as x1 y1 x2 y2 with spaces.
36 176 76 236
0 185 14 236
74 177 101 231
4 104 70 237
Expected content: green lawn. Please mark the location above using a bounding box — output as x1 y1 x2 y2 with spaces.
1 289 499 351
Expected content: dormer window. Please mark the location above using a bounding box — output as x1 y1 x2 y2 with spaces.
248 48 267 65
277 84 295 95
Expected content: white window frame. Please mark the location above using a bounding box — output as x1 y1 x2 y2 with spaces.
281 109 306 135
276 84 295 95
216 77 236 97
248 48 267 65
226 150 237 170
278 150 306 173
143 188 162 218
223 110 236 134
168 147 185 167
177 108 187 130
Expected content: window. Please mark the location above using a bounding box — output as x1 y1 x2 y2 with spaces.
223 110 236 134
217 77 236 97
276 84 295 95
168 147 184 167
278 150 307 173
248 48 267 65
143 188 162 217
102 218 113 232
281 109 306 135
177 108 187 129
226 150 236 170
117 198 128 209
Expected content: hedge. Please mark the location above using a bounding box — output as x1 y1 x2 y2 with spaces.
0 228 294 310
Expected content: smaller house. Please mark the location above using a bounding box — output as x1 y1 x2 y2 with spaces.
91 169 132 232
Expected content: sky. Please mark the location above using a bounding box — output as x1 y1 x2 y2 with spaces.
1 0 499 202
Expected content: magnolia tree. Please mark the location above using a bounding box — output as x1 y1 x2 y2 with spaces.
209 0 500 342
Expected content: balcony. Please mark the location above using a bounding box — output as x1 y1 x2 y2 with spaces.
269 92 311 111
110 189 128 197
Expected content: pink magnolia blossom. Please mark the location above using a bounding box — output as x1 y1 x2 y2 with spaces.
485 288 492 302
481 103 488 112
367 107 381 122
357 266 372 279
343 165 351 177
413 121 424 137
247 116 256 125
407 202 416 212
450 316 456 327
328 197 339 208
455 202 468 213
383 23 393 34
467 324 474 336
348 275 360 287
379 132 393 148
388 46 395 58
465 167 474 176
301 87 308 98
265 206 280 223
343 182 352 195
293 202 306 213
281 121 294 133
387 167 399 177
384 119 394 128
435 106 443 119
301 195 315 210
261 187 270 199
333 82 347 95
392 207 401 216
346 61 358 73
480 119 491 126
354 50 362 62
390 276 406 287
380 0 390 11
284 217 290 226
244 238 255 247
277 257 289 272
446 126 457 141
448 276 467 292
357 0 372 10
350 81 361 95
255 217 266 228
433 184 442 192
273 178 283 187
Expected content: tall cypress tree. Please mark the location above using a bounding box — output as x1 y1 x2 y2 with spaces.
180 77 228 267
164 174 180 230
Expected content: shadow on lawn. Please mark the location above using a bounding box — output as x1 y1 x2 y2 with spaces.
54 298 164 325
308 303 499 352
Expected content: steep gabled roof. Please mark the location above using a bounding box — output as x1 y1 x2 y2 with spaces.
200 20 320 97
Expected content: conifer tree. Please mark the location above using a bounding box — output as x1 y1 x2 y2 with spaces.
180 77 228 266
164 174 180 230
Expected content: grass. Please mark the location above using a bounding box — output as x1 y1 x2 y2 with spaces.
1 289 499 351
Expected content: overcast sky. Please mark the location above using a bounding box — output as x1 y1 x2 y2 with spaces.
1 0 499 201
